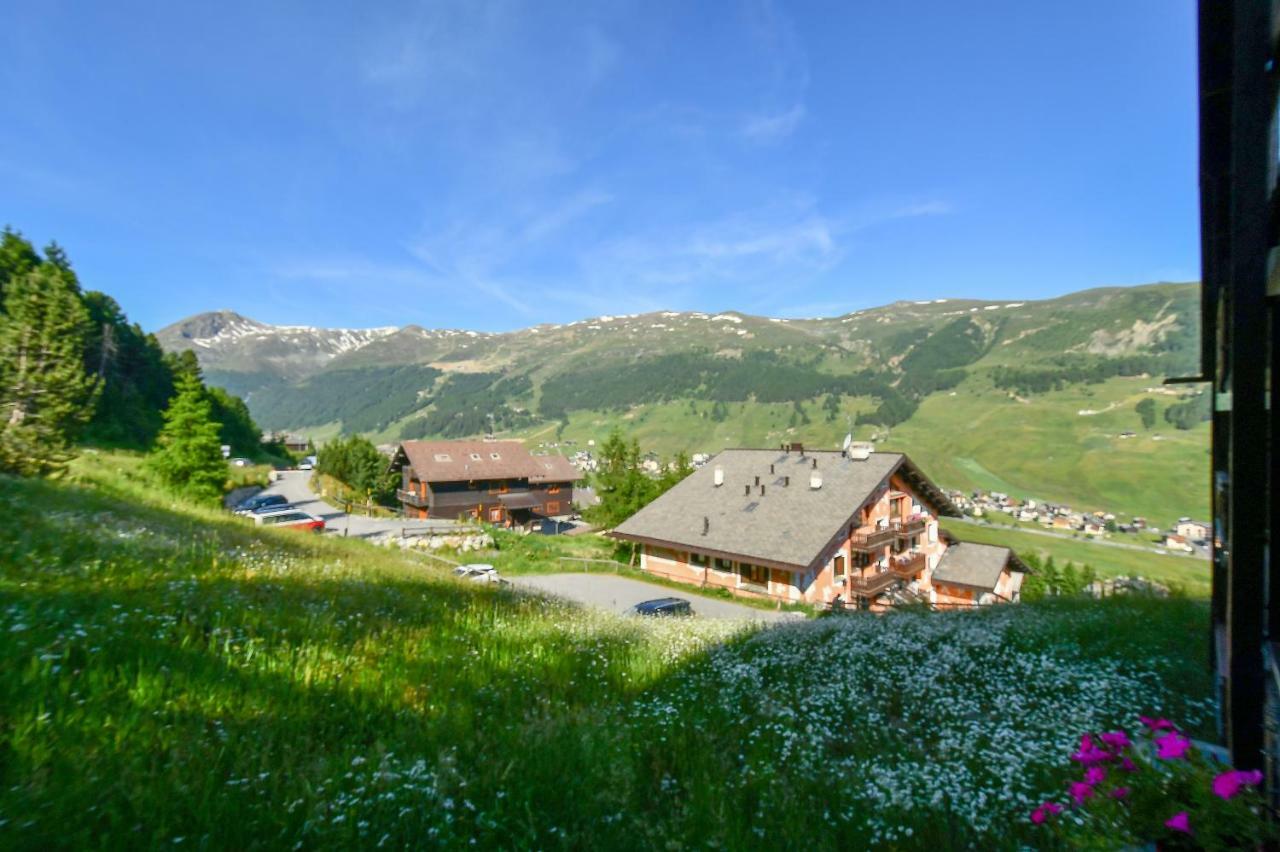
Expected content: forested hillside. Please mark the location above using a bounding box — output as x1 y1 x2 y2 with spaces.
0 228 275 469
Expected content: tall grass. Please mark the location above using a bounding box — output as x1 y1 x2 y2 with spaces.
0 452 1214 849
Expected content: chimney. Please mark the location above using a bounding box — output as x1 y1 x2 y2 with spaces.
713 466 724 487
754 475 760 486
810 471 823 490
760 484 766 496
745 484 751 496
702 516 710 536
784 475 790 487
770 464 775 474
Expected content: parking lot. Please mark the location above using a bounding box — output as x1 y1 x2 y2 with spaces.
508 573 798 622
252 471 460 538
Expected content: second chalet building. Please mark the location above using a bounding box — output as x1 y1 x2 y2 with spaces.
389 439 580 526
611 444 1026 609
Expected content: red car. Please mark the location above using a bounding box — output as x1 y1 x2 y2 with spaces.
252 508 325 532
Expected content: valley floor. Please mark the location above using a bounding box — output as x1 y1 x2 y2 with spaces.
0 453 1215 849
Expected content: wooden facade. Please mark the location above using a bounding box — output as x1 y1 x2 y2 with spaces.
396 470 569 523
389 440 578 525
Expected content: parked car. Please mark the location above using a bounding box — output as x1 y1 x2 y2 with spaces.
632 597 693 617
452 564 505 584
233 493 289 515
298 455 317 471
246 501 295 516
251 509 325 532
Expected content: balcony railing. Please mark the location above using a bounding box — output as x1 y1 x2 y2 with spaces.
848 554 926 597
850 526 899 550
890 552 926 577
396 488 429 508
898 515 928 536
848 570 902 596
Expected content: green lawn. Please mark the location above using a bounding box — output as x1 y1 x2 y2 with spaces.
943 519 1211 595
0 451 1217 849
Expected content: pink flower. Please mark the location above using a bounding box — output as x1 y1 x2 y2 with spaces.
1068 781 1095 804
1165 811 1192 834
1155 732 1192 760
1140 715 1178 732
1084 765 1106 786
1110 786 1131 799
1212 769 1264 800
1071 733 1110 764
1099 730 1131 751
1120 756 1138 772
1030 802 1063 824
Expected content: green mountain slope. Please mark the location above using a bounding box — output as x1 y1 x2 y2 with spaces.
160 282 1208 522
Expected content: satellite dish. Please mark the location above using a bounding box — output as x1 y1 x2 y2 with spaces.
842 433 853 452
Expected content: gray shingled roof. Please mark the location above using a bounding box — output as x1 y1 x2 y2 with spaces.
931 542 1018 590
611 449 957 571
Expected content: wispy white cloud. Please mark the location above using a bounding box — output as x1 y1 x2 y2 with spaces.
738 0 810 142
742 103 806 141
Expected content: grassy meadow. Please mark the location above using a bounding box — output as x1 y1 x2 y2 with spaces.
485 375 1209 527
0 451 1216 849
941 519 1211 596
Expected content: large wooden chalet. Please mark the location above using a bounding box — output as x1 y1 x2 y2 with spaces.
389 440 580 525
611 443 1026 609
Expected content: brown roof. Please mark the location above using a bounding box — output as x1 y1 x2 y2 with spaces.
611 449 960 571
392 440 580 484
529 454 580 483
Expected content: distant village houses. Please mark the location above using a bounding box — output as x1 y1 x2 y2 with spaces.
1174 518 1210 544
262 431 311 454
388 440 580 527
611 443 1027 610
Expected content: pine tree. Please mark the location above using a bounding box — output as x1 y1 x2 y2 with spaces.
0 264 99 476
149 372 226 502
1041 556 1061 595
1080 564 1098 595
1061 561 1081 596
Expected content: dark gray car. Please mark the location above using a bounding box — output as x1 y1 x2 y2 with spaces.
632 598 693 617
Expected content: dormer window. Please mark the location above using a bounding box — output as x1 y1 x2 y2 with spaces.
470 453 482 461
433 453 452 462
490 453 501 460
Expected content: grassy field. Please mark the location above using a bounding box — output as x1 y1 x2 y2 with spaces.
488 375 1208 528
0 451 1217 848
888 376 1210 525
942 520 1211 596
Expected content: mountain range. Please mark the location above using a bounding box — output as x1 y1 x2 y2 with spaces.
157 282 1209 523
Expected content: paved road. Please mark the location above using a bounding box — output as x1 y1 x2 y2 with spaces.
509 573 797 622
259 471 461 539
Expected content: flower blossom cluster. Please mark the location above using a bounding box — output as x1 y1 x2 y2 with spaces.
1032 715 1267 845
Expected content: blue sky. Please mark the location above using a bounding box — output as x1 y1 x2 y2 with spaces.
2 1 1198 332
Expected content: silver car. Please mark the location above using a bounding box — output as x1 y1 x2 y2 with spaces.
452 563 504 584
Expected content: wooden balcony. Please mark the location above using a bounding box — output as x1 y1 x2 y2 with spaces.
848 554 926 597
898 515 928 537
850 526 898 551
848 570 902 596
396 488 429 509
890 552 926 577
